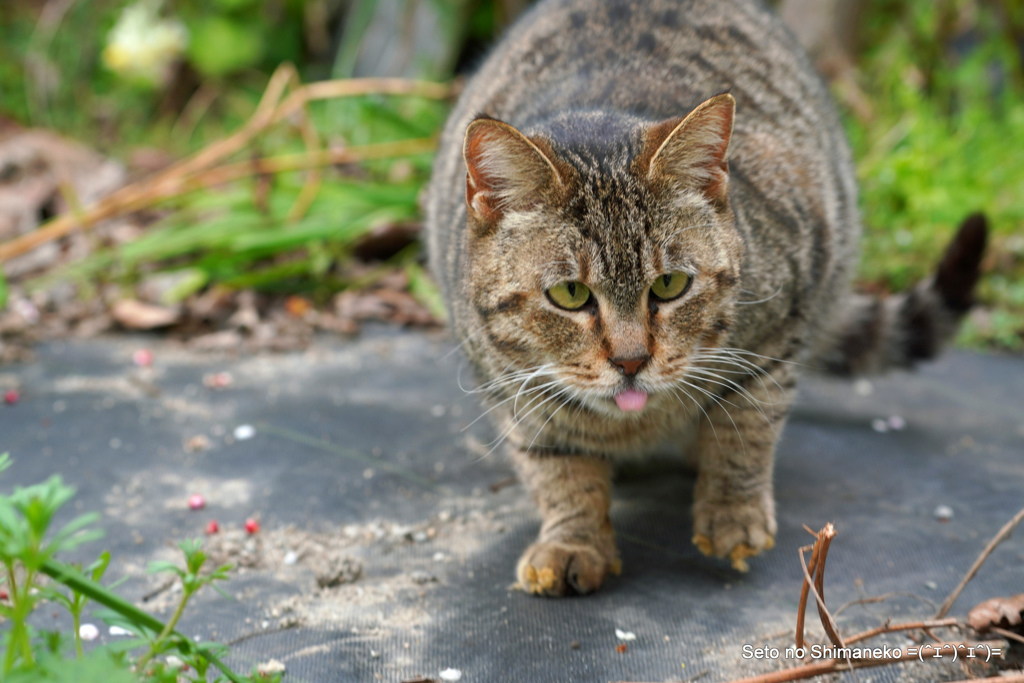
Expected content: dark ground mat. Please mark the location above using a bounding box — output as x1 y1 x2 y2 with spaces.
1 329 1022 682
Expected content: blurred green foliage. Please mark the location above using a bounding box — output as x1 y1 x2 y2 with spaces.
846 0 1024 348
0 0 1021 347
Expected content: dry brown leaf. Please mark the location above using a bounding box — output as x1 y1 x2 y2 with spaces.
968 594 1024 633
111 300 180 329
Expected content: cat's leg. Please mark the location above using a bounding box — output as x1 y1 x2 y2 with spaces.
691 364 797 571
511 449 619 596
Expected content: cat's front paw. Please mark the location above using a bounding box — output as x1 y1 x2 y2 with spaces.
516 539 620 597
692 494 776 572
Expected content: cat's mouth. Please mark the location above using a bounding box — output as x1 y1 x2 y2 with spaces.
613 388 648 412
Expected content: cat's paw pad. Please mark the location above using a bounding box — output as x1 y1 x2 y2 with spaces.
692 497 776 571
516 540 618 597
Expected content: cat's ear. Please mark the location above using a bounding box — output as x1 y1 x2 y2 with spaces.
463 116 565 225
645 93 735 205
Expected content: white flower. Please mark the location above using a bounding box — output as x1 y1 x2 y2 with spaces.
103 0 188 86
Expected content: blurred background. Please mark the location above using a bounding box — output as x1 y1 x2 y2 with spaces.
0 0 1021 360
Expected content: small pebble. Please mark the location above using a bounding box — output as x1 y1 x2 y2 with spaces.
887 415 906 430
934 505 954 522
283 551 299 566
203 372 233 389
412 530 429 543
188 494 206 510
165 655 184 669
370 649 381 659
257 659 286 675
13 298 39 323
4 389 20 405
570 640 581 650
363 468 375 480
925 580 938 590
871 418 889 433
245 518 260 534
132 349 153 367
431 404 446 417
439 669 462 681
853 379 873 396
205 520 219 535
79 623 99 641
234 424 256 440
615 628 637 641
109 626 133 636
433 552 446 562
0 588 8 600
410 570 436 585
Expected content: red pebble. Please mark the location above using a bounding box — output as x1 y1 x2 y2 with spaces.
188 494 206 510
132 349 153 367
3 389 19 405
205 520 219 535
244 518 260 535
0 588 9 600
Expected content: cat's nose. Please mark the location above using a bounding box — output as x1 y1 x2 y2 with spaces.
609 354 650 376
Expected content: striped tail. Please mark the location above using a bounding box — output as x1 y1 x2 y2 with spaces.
816 213 988 377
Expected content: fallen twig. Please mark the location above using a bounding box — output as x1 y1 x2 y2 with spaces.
833 590 935 617
844 616 959 645
0 69 454 264
704 641 1005 683
794 534 820 650
990 625 1024 646
796 524 844 649
936 507 1024 620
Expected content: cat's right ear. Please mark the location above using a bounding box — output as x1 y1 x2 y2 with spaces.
463 116 564 226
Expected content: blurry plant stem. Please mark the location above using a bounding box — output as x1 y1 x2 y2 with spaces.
135 587 191 672
0 64 454 264
40 559 245 682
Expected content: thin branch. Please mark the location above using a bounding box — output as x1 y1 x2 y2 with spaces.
797 525 843 648
0 69 454 264
989 626 1024 646
935 507 1024 619
794 541 818 650
833 591 935 617
844 617 959 645
810 525 842 648
645 641 1006 683
0 138 436 263
943 676 1024 683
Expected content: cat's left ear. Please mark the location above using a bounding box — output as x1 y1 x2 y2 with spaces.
644 93 735 205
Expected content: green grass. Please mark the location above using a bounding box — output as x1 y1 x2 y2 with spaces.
845 0 1024 349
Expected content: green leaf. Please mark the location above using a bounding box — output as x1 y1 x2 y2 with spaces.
147 560 184 577
187 17 264 78
0 267 8 310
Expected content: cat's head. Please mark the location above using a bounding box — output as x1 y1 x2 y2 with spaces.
462 94 743 417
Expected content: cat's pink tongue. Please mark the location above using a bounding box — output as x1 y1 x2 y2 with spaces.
614 389 648 412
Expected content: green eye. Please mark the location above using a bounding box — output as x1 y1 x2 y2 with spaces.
650 272 691 301
547 281 592 310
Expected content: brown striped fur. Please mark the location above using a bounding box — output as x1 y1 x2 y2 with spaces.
425 0 986 596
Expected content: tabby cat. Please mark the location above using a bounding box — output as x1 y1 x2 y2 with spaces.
425 0 987 596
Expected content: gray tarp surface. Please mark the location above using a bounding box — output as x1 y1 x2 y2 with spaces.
2 330 1022 682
